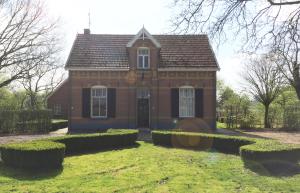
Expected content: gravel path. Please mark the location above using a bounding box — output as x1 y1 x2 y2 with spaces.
0 128 67 145
242 131 300 144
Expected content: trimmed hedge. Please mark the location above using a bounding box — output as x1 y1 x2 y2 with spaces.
152 131 300 167
50 129 138 154
0 109 52 134
0 140 65 169
51 120 68 131
240 140 300 164
0 129 138 169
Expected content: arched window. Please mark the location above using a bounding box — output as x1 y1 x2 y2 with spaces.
91 86 107 118
179 86 195 117
137 47 150 69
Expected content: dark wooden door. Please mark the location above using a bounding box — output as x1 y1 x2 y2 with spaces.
137 98 149 128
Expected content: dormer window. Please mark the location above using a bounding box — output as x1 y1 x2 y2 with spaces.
138 48 150 69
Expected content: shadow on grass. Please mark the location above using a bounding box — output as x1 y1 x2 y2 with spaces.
0 161 63 181
244 160 300 177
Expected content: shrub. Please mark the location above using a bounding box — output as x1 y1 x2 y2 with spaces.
50 129 138 154
240 140 300 164
0 109 52 134
51 119 68 131
0 129 138 169
0 140 65 169
152 131 300 166
283 104 300 131
152 131 254 154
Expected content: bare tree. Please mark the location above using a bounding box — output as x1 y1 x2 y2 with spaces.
172 0 300 46
272 22 300 99
243 55 285 128
0 0 59 88
171 0 300 99
20 44 64 109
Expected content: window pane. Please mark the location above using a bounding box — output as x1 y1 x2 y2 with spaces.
92 97 100 116
99 98 107 116
138 56 143 68
179 88 194 117
144 56 149 68
139 48 148 55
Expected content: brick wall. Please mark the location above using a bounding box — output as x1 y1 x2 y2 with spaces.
47 80 70 119
59 39 217 132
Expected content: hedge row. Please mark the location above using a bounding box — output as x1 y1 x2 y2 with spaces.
0 129 138 169
0 140 65 169
152 131 300 166
50 129 138 154
51 120 68 132
0 109 52 134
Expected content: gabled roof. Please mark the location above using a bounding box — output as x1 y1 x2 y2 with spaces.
126 27 161 48
65 29 219 70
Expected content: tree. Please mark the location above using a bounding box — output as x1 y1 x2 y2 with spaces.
171 0 300 99
0 0 59 88
172 0 300 46
272 26 300 99
243 55 285 128
19 43 64 109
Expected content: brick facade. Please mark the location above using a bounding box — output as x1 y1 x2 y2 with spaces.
49 28 218 132
47 80 69 119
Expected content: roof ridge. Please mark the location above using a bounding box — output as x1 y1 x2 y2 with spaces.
77 33 207 36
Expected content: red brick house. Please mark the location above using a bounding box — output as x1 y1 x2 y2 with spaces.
48 27 219 132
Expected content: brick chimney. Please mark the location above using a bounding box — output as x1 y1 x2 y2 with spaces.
84 28 90 35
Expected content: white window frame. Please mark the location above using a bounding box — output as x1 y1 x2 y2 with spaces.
137 47 150 69
90 86 107 118
53 104 62 115
179 86 195 118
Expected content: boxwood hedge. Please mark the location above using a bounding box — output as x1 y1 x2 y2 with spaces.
0 129 138 169
152 131 300 167
0 140 65 169
51 120 68 131
50 129 138 154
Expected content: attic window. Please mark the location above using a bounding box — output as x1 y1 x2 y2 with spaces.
137 48 149 69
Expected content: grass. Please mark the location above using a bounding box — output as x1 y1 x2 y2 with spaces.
0 142 300 193
217 121 227 129
51 119 68 123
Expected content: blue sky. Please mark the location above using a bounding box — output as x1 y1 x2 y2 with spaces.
46 0 244 90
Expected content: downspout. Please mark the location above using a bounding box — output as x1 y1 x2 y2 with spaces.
68 71 72 133
156 49 160 129
128 80 130 129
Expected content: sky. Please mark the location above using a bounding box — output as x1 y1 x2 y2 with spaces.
46 0 244 91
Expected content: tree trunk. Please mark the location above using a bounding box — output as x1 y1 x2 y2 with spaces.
295 82 300 100
264 104 270 128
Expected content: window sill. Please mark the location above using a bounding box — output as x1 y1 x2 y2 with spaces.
90 116 108 120
178 116 195 119
137 68 150 70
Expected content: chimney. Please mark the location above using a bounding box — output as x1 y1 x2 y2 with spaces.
84 28 90 35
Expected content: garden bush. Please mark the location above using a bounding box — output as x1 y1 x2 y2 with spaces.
51 119 68 131
152 131 300 167
152 131 254 154
51 129 138 154
0 129 138 169
240 140 300 164
0 109 52 134
0 140 65 169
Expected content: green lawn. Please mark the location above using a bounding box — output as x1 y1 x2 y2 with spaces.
217 121 227 129
0 142 299 193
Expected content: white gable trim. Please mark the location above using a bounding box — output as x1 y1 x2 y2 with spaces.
126 27 161 48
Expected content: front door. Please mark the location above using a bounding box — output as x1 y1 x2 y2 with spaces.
137 98 149 128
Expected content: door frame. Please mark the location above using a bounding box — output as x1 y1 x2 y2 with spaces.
136 88 150 128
